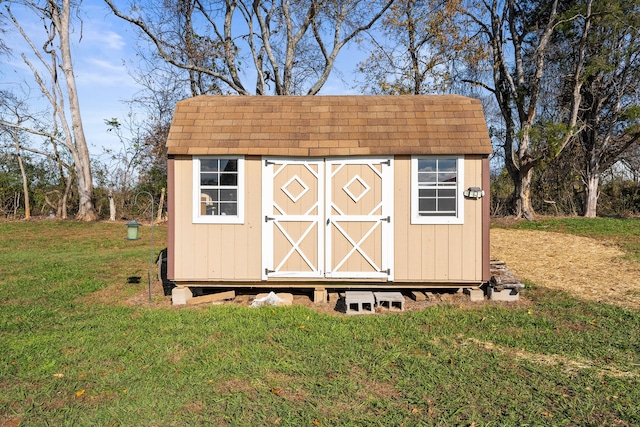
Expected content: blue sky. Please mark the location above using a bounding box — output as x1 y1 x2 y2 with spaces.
1 1 362 160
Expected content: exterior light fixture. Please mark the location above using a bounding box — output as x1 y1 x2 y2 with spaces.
463 187 485 199
125 220 142 240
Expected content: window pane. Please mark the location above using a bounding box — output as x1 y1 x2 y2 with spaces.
419 198 436 212
439 189 456 198
220 173 237 186
419 189 436 198
439 159 457 172
418 172 437 183
201 173 219 186
220 189 237 202
201 159 219 172
220 159 238 172
418 159 437 172
200 190 218 215
219 203 237 216
439 198 456 212
438 172 456 183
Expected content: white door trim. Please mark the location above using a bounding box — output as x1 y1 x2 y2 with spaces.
262 158 324 279
325 157 394 280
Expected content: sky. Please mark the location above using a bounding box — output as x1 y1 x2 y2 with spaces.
1 0 362 161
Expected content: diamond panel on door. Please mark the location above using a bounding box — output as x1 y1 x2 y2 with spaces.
262 159 324 278
325 158 393 279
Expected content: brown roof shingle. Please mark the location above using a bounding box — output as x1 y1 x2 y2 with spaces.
166 95 493 156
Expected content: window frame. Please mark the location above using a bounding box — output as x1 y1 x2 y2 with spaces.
410 155 464 225
192 156 244 224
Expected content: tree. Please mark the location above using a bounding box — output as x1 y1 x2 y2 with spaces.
460 0 585 219
105 0 395 96
2 0 98 220
567 0 640 217
355 0 483 95
0 92 33 219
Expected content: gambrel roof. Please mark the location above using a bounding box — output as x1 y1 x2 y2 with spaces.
166 95 493 156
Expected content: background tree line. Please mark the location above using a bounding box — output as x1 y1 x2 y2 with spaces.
0 0 638 221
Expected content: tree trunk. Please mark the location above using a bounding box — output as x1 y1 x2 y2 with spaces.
54 0 97 221
514 167 535 220
584 162 599 218
13 129 31 220
157 187 165 222
109 190 116 221
17 152 30 220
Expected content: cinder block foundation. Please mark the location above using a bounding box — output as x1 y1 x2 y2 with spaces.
465 288 485 302
374 291 405 311
172 286 193 305
489 287 519 302
344 291 375 314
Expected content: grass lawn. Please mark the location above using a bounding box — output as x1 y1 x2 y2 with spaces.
1 219 640 426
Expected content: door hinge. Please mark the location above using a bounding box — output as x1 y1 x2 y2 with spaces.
380 268 391 275
265 268 275 275
265 159 275 166
265 216 275 222
381 159 390 166
380 216 391 223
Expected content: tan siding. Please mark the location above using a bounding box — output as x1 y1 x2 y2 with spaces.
172 157 262 281
394 156 484 283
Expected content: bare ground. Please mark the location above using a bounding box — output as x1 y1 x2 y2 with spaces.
491 228 640 310
89 228 640 312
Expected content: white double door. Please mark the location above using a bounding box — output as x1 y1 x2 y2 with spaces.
262 157 393 280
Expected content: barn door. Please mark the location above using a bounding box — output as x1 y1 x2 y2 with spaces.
325 158 393 279
262 157 393 280
262 159 324 278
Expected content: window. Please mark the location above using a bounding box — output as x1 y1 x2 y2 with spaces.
193 156 244 223
411 156 464 224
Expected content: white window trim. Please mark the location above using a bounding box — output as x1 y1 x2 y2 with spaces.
411 155 464 225
193 156 244 224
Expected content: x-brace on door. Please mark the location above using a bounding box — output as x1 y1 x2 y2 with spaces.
262 157 393 280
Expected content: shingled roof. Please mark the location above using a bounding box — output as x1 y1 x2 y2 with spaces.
166 95 492 156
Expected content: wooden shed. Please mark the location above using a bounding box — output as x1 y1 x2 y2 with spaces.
165 95 493 299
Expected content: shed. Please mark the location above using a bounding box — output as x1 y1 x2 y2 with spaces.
165 95 493 300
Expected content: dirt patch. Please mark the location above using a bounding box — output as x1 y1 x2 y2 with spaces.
86 227 640 312
491 228 640 310
464 337 637 378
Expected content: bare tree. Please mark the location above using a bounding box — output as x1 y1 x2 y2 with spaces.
570 0 640 217
2 0 98 221
355 0 484 95
460 0 586 219
105 0 395 96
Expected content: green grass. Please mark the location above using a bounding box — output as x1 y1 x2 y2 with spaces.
2 220 640 426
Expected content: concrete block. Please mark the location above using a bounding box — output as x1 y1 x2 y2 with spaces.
489 287 519 302
172 286 193 305
314 287 327 303
344 291 375 314
464 288 485 302
374 291 405 311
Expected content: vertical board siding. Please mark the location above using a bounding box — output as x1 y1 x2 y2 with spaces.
173 155 484 284
394 156 484 282
172 157 262 281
